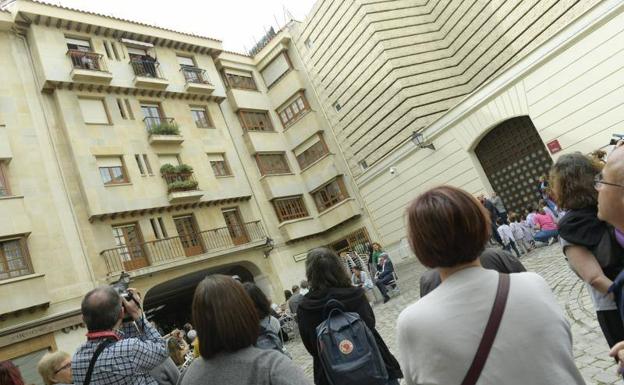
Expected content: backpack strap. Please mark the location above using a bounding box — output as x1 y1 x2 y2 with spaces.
461 273 510 385
83 338 115 385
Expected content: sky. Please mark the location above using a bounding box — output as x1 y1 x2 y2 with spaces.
51 0 318 54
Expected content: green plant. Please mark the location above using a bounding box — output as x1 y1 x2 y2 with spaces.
159 163 177 175
168 179 199 192
150 121 180 135
175 164 193 174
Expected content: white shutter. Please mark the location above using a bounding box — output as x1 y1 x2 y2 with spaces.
261 52 290 87
127 47 148 56
96 156 122 168
66 37 91 49
158 154 180 166
294 135 321 156
225 68 253 77
177 56 195 66
206 153 225 162
78 98 109 124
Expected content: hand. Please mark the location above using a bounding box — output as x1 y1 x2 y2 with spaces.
610 341 624 375
617 140 624 148
122 288 143 321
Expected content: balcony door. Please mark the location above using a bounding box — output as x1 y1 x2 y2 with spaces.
222 208 249 245
141 104 162 130
174 215 203 256
112 223 148 271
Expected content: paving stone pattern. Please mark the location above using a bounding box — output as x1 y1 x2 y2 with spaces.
286 245 621 385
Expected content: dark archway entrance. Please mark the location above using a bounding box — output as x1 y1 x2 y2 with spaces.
143 264 256 333
475 116 552 213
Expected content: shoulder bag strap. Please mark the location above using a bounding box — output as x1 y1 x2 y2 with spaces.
83 338 115 385
461 273 510 385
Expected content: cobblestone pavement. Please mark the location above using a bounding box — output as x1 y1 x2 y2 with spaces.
286 245 621 384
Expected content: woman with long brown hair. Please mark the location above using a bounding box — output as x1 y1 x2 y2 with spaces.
177 275 310 385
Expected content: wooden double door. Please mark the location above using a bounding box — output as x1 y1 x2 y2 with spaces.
174 215 204 257
112 223 149 271
222 208 249 245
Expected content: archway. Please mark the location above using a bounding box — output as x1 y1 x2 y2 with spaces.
143 262 258 333
474 116 552 213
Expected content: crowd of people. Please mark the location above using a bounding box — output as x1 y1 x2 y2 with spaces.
1 141 623 385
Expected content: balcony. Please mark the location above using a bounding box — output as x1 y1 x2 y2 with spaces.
100 221 266 275
130 59 169 89
181 66 215 94
67 50 113 84
278 216 321 242
161 167 203 202
144 117 184 145
317 198 361 230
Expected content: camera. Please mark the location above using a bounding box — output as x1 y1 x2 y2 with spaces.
610 134 624 146
110 272 139 321
389 167 397 175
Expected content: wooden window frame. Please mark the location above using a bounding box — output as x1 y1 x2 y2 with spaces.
209 154 232 177
272 195 309 222
238 109 274 132
0 237 34 281
262 51 294 89
277 91 310 128
223 70 258 91
0 162 10 197
295 134 330 170
98 157 129 185
255 152 291 176
311 177 349 213
190 106 213 128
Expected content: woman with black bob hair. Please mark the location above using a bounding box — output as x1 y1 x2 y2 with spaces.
297 247 402 385
177 275 311 385
551 152 624 347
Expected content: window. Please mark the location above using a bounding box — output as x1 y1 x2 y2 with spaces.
65 37 92 51
256 153 290 175
111 223 145 264
124 99 135 120
273 196 309 222
278 92 310 127
97 156 128 185
295 135 329 169
312 177 349 212
238 110 273 132
78 98 110 125
260 51 292 88
0 238 33 280
358 160 368 171
111 42 121 60
177 56 195 67
333 102 341 111
224 69 257 90
305 38 314 49
116 98 127 119
0 163 10 196
103 40 113 59
134 154 153 176
141 103 163 130
207 153 232 177
191 107 212 128
150 217 167 239
158 154 180 167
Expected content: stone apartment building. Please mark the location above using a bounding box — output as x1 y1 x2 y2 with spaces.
2 0 624 381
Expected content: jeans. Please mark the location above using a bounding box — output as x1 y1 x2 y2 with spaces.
534 229 558 243
375 275 395 299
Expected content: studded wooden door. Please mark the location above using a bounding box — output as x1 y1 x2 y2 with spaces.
475 117 552 213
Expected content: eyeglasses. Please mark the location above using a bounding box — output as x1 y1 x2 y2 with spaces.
54 362 71 374
594 173 624 190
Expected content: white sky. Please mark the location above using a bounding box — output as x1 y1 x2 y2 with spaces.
52 0 317 53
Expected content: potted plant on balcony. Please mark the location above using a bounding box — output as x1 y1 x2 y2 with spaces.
160 163 198 192
150 120 180 136
168 179 199 192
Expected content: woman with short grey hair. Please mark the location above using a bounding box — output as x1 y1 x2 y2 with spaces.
37 351 73 385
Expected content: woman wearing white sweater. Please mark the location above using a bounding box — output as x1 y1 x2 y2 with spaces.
397 186 584 385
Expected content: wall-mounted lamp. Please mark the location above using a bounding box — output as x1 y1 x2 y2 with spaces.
263 237 275 258
411 131 436 150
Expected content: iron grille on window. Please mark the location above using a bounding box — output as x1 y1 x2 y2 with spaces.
273 196 308 222
312 178 348 212
0 238 33 281
296 138 329 169
278 93 310 127
226 73 257 90
239 110 273 132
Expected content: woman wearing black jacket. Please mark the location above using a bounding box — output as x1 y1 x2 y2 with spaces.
297 247 402 385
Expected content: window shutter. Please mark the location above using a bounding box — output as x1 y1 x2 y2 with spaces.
78 98 109 124
177 56 195 66
260 52 290 87
158 154 180 166
96 156 123 168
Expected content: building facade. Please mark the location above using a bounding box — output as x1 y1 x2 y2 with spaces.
0 0 376 377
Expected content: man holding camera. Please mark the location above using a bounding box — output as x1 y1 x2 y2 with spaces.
72 286 168 385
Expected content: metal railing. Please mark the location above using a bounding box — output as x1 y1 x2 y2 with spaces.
130 58 164 78
143 117 178 134
67 49 107 71
180 66 212 85
162 172 198 192
100 221 266 275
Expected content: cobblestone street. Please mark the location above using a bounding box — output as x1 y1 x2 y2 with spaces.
286 245 621 384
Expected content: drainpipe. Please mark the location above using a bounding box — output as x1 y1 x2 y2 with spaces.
12 27 97 285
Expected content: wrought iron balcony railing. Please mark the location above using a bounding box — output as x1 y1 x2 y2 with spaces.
67 49 107 72
161 172 198 193
100 221 266 275
131 58 165 79
180 66 212 85
143 117 179 135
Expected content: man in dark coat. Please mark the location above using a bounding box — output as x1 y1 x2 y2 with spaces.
419 248 527 297
375 253 396 303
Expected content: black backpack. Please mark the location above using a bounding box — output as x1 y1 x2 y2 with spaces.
316 300 388 385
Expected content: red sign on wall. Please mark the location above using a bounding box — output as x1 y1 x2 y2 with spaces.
547 139 562 154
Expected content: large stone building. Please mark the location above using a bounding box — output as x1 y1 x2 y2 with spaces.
1 0 624 381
